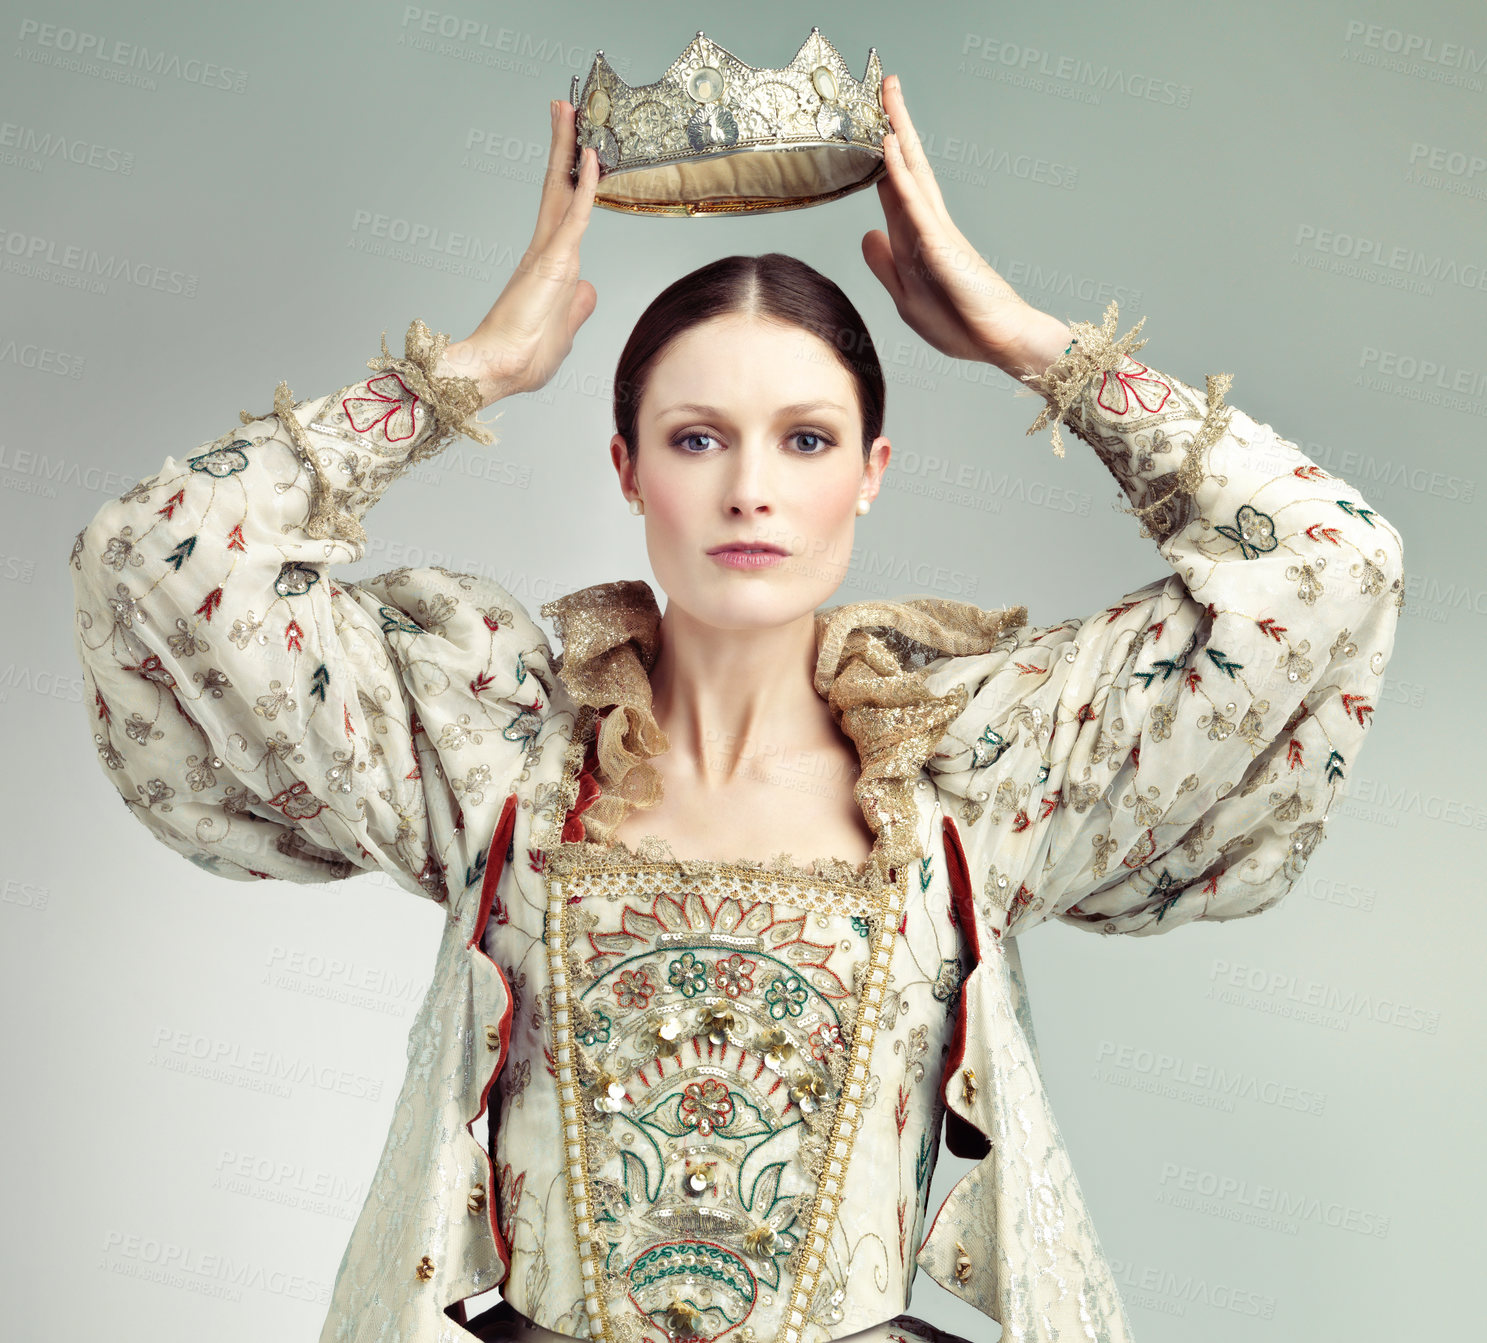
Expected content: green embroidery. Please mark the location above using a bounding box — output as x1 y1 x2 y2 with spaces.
971 724 1007 768
1214 504 1278 559
667 951 709 998
763 974 808 1019
578 1009 612 1048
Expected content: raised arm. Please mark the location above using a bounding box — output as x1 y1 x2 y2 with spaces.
926 304 1405 939
66 101 604 898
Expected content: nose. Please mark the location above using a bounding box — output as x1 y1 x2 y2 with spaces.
722 441 773 516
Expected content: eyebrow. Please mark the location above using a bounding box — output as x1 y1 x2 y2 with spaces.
656 400 851 419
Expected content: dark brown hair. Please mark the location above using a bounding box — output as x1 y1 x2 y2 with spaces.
613 253 886 462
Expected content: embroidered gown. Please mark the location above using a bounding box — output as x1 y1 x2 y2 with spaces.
65 311 1405 1343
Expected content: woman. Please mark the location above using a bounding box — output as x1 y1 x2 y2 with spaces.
67 77 1404 1343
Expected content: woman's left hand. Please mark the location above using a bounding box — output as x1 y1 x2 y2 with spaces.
861 74 1053 373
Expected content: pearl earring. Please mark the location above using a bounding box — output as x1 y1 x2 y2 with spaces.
855 498 871 515
629 497 644 516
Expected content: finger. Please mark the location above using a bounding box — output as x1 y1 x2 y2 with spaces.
531 100 578 249
873 170 922 289
881 133 949 281
552 144 599 250
882 75 947 218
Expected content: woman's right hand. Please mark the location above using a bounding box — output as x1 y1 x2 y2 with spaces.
436 99 600 407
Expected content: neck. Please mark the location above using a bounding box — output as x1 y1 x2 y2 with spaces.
646 600 841 788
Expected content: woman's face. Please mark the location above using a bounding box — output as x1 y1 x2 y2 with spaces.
611 313 891 632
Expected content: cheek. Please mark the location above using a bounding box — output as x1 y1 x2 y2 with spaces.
802 470 861 529
641 465 699 535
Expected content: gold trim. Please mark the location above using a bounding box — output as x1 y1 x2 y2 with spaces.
778 860 905 1343
541 848 906 1343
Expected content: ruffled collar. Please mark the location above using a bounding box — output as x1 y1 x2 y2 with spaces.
540 579 1027 885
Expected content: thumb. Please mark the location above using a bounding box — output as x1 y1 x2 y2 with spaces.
566 279 597 339
861 231 905 307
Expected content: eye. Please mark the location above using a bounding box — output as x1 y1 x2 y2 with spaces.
672 432 717 453
792 431 834 454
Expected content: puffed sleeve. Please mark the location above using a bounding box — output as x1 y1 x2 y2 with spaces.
66 320 554 903
915 304 1406 1341
925 302 1406 941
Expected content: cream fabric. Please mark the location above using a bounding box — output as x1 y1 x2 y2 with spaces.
66 321 1405 1342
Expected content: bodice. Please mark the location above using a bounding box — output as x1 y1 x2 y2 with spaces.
480 731 965 1343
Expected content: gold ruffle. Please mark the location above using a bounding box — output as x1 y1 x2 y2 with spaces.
542 580 1028 884
541 580 670 847
812 595 1029 883
1019 298 1151 458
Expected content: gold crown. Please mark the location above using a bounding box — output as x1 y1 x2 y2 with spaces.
567 28 888 216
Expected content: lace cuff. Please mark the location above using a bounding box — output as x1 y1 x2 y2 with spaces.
1018 299 1151 457
367 318 498 460
236 319 498 548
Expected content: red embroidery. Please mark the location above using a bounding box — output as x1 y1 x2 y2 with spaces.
1096 358 1171 417
342 369 421 443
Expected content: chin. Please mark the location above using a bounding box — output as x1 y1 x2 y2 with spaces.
670 571 829 630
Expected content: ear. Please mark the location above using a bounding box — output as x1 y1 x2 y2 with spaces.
610 434 637 498
861 434 892 503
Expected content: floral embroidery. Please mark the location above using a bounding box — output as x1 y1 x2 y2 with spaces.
578 1009 612 1047
808 1022 846 1060
667 951 709 998
1214 504 1278 559
678 1078 734 1136
274 562 319 598
342 369 421 442
188 440 251 479
612 966 655 1010
764 974 809 1019
712 952 758 999
1095 356 1171 418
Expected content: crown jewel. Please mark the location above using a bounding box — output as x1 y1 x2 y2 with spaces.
567 28 889 216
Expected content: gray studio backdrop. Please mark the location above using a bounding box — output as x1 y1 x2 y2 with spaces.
6 1 1480 1339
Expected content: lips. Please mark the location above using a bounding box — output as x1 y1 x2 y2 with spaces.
707 542 788 555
